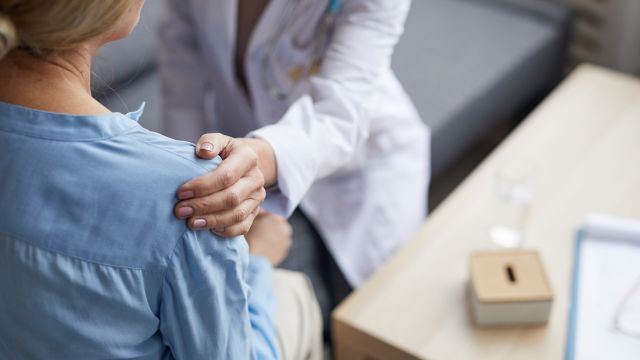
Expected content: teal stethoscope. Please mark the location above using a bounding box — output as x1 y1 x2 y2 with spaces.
261 0 341 101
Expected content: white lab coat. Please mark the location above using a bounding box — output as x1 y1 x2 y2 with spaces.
159 0 430 286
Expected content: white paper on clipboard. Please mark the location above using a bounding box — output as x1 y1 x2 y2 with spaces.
567 214 640 360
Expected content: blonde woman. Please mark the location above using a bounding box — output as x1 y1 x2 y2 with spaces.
0 1 320 359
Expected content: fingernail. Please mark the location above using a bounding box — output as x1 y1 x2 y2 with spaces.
177 207 194 218
214 227 225 233
201 142 214 152
193 219 207 229
178 190 194 200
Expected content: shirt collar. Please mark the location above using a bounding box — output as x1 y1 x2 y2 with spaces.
0 101 145 141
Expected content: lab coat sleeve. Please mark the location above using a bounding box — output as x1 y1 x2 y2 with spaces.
250 0 412 216
158 0 209 142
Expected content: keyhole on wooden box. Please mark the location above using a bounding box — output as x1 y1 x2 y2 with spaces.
506 265 517 283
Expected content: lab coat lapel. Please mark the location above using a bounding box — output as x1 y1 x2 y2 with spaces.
196 0 257 114
216 0 237 49
248 0 289 52
192 0 236 77
208 0 257 127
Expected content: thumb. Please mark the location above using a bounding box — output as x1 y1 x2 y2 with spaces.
194 133 231 160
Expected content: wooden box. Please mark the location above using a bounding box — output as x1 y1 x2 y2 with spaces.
470 250 553 326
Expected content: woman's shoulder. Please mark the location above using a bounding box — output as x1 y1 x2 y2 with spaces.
60 123 226 270
123 124 222 176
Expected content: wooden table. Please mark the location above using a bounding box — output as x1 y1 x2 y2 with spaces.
332 65 640 360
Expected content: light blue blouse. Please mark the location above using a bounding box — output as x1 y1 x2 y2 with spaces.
0 102 278 359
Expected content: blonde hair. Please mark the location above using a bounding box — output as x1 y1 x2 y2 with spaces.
0 0 133 59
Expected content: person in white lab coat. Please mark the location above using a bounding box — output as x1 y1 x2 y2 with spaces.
160 0 430 330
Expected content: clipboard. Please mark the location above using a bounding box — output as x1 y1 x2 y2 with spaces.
566 214 640 359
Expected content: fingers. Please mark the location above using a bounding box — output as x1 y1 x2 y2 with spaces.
194 133 232 160
210 205 261 238
178 140 260 199
258 211 288 224
279 219 293 242
176 171 264 216
175 135 268 237
182 187 266 233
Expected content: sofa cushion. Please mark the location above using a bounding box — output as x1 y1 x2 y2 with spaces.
392 0 568 177
92 1 166 94
98 72 163 134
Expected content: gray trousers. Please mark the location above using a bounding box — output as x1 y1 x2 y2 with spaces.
279 209 352 340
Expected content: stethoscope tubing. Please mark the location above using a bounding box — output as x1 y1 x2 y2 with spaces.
329 0 341 13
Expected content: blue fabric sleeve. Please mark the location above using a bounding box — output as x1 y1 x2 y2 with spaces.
159 230 278 360
246 255 279 360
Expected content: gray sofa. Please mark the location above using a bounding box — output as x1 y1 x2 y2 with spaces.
92 1 165 133
93 0 570 184
393 0 569 178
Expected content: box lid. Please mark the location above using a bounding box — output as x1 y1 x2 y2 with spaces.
470 250 553 304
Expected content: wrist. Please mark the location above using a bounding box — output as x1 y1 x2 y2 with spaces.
243 138 277 187
249 250 277 267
